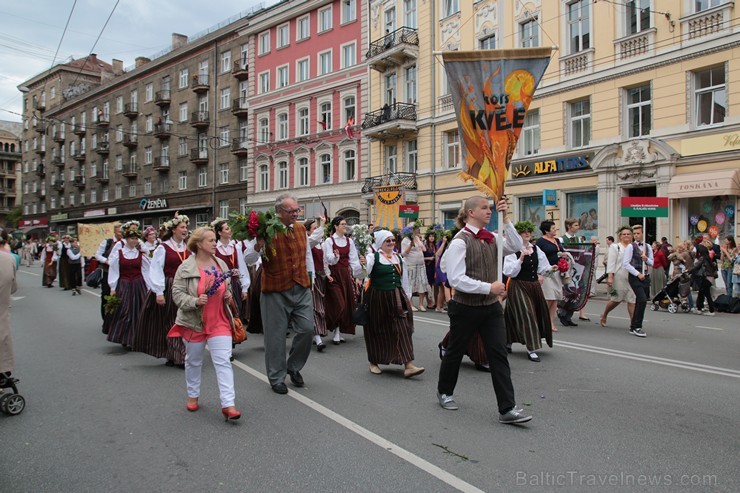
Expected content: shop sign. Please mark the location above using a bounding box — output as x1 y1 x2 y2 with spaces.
19 218 49 227
511 154 591 179
139 197 168 210
620 197 669 218
83 209 106 218
50 213 68 221
399 204 419 219
107 207 117 215
542 189 557 206
681 132 740 156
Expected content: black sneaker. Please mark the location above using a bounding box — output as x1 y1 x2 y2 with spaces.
271 382 288 394
629 327 647 338
287 370 304 387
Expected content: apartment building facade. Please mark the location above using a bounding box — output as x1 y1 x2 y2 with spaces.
0 125 21 227
364 0 740 244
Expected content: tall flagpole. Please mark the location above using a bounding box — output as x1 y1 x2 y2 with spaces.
498 210 504 282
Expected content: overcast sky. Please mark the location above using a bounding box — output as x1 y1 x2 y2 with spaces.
0 0 274 123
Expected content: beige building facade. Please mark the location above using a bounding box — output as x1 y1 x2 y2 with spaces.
364 0 740 247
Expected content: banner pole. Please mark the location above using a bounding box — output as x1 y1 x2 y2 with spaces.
498 210 504 283
642 216 647 275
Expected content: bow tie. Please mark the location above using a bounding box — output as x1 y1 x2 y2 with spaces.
465 227 494 244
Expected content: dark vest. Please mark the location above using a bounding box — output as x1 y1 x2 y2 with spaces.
630 241 647 273
513 247 539 282
68 246 81 265
451 230 499 307
369 251 403 291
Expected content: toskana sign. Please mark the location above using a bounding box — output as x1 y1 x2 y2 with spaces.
620 197 669 218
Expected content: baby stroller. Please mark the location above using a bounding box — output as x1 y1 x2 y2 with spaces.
651 272 691 314
0 372 25 416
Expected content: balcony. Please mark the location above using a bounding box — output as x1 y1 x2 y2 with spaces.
559 48 594 77
95 141 110 155
682 2 734 42
154 123 172 139
51 180 64 192
73 176 86 189
233 60 248 80
615 28 656 61
73 124 86 136
123 135 138 148
191 74 209 93
232 98 249 117
52 156 65 168
231 138 248 156
361 172 418 202
122 165 137 178
36 188 46 198
36 123 47 134
72 151 86 163
155 90 171 106
96 116 110 128
34 100 46 112
96 171 110 184
366 27 419 72
361 102 418 140
190 111 210 129
190 148 208 165
34 145 46 155
35 164 46 177
124 103 138 118
153 156 170 172
53 131 65 143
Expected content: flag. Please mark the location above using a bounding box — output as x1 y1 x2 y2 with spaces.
442 48 552 201
374 185 404 230
558 243 596 312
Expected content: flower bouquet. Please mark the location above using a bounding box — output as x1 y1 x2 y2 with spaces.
203 266 237 296
229 209 286 261
400 225 414 238
350 224 372 256
103 295 121 315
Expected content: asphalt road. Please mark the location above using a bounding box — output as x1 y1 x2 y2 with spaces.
2 265 739 492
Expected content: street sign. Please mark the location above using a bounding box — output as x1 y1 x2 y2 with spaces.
620 197 669 218
399 204 419 219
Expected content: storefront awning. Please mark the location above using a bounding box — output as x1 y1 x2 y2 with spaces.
17 225 49 235
667 169 740 199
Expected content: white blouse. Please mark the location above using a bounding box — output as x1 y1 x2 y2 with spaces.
108 245 151 292
502 245 551 278
323 234 364 278
149 239 188 296
216 240 251 292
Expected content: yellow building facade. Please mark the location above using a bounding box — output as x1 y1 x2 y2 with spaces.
364 0 739 246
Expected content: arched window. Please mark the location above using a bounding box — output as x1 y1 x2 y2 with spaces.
340 209 360 225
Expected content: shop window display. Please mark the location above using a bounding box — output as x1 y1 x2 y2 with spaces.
687 196 735 240
567 191 598 240
519 196 545 226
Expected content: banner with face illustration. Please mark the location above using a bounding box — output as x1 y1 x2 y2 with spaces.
374 185 405 230
442 49 552 201
559 243 596 312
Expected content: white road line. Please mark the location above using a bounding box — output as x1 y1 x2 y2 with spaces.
17 270 41 277
230 359 485 493
695 325 724 331
83 289 101 298
11 296 25 301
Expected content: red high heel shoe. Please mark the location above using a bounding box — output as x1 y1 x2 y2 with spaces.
221 407 241 421
186 398 199 412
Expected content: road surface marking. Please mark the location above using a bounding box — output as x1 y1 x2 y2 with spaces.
83 289 101 297
11 296 25 301
230 359 485 493
17 270 41 277
695 326 724 331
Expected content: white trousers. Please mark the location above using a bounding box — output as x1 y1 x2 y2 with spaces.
183 335 235 408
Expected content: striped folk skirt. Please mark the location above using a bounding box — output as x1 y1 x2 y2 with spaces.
132 278 185 364
504 279 553 351
325 264 356 335
246 266 263 334
107 277 147 347
441 331 488 366
364 288 415 365
312 275 328 337
43 260 57 286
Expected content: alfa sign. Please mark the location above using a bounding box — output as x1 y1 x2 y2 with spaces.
139 197 168 210
621 197 669 218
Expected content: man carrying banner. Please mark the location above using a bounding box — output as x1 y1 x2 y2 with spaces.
558 218 581 327
622 224 653 337
436 196 532 424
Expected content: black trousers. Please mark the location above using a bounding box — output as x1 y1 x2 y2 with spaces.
696 278 715 313
628 274 651 329
100 269 110 320
437 300 515 414
557 307 574 323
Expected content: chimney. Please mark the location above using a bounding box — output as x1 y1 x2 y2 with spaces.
172 33 188 50
112 59 124 75
135 57 151 68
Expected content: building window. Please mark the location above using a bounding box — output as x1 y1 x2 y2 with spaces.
297 15 310 41
221 50 231 73
145 83 153 102
239 158 248 181
385 73 397 104
479 34 496 49
567 0 591 54
220 88 230 110
240 198 248 214
278 113 288 140
259 31 270 55
178 137 188 156
159 175 168 193
343 149 356 181
319 51 332 76
128 184 136 198
219 200 229 218
521 109 540 155
320 102 332 130
116 96 123 114
90 189 97 203
320 154 332 183
443 0 459 17
179 171 187 190
196 214 209 228
259 117 270 144
386 145 397 173
297 59 309 82
570 99 591 148
567 191 598 240
115 185 122 200
405 65 417 104
626 84 651 137
319 6 333 32
277 161 289 189
342 43 356 68
626 0 650 35
405 140 417 173
198 167 207 188
115 155 122 171
145 146 153 164
259 164 269 191
145 115 153 133
277 24 290 48
341 0 357 23
144 177 151 195
102 187 109 201
259 72 270 93
694 66 726 127
179 68 188 89
298 108 309 136
687 195 735 238
298 157 309 186
220 163 229 184
444 131 460 168
519 196 545 225
344 96 356 122
277 66 289 88
404 0 417 28
695 0 724 12
179 102 188 122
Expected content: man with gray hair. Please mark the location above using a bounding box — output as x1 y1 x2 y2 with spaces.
245 193 316 394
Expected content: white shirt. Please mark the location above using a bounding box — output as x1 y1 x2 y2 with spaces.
622 241 654 276
606 242 629 275
95 237 123 265
502 245 551 278
323 233 364 278
149 239 188 295
366 250 411 299
307 225 325 248
108 245 151 291
216 239 250 292
441 221 522 294
140 240 159 257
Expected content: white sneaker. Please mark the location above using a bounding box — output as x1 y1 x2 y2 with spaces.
702 311 716 316
411 306 418 312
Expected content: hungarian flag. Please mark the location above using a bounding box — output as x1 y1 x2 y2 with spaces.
442 48 552 201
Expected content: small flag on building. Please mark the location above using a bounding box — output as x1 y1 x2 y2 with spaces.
399 204 419 219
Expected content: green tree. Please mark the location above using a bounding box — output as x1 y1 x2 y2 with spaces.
5 206 22 228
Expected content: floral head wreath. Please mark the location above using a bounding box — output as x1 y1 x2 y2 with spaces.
160 212 190 232
123 228 143 239
210 217 228 229
514 221 536 234
121 220 140 232
46 235 57 242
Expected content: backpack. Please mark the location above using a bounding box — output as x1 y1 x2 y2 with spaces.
714 294 732 313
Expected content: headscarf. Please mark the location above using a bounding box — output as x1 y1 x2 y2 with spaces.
374 230 394 251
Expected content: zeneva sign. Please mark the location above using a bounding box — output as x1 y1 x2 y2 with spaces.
139 197 168 210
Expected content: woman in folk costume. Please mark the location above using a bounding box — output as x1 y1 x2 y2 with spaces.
65 236 84 295
305 219 329 351
502 221 554 362
58 234 71 291
323 216 365 345
364 230 424 378
40 235 59 287
211 219 250 325
133 213 190 367
140 226 160 258
107 226 151 349
243 238 263 334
